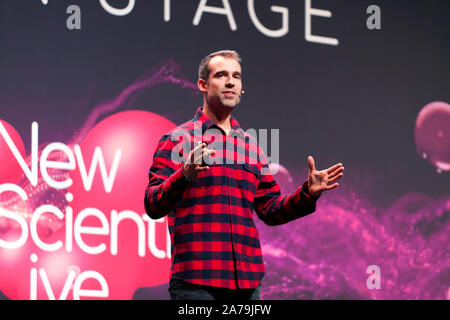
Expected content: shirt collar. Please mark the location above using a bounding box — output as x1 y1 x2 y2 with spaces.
193 106 244 137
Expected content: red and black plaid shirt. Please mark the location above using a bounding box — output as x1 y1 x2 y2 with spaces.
144 107 320 289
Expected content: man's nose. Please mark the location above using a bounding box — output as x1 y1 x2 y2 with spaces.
225 77 235 87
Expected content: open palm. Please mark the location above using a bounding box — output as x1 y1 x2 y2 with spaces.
307 156 344 197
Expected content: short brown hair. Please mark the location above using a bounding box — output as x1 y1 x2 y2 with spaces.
198 50 241 83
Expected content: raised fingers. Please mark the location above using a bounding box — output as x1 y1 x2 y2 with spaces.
328 166 344 179
193 148 215 165
308 156 316 173
326 163 343 175
187 142 205 164
325 183 339 191
328 172 343 184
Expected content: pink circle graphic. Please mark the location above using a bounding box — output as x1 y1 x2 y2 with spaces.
415 101 450 172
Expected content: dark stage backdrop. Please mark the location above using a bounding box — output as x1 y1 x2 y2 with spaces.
0 0 448 300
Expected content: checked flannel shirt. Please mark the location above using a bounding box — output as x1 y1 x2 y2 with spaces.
144 107 320 289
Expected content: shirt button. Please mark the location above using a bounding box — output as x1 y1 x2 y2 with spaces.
231 199 236 205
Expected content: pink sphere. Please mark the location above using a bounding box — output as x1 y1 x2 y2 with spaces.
415 101 450 172
67 110 177 299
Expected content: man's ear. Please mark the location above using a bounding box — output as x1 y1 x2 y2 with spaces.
197 78 207 93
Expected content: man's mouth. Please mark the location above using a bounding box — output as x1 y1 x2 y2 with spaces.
223 91 236 97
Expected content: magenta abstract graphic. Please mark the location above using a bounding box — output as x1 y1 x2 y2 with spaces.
0 63 193 299
0 63 449 300
260 168 449 299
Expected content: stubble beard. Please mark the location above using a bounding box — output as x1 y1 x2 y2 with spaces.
205 90 241 111
217 93 241 109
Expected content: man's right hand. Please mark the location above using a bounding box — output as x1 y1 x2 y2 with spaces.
182 142 215 181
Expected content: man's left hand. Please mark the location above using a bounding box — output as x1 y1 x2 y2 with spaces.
307 156 344 197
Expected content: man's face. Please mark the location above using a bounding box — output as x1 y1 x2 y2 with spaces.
199 55 242 109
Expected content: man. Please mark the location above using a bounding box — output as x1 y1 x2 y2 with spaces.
144 50 344 300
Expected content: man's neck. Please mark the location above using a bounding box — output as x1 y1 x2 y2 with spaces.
202 103 233 134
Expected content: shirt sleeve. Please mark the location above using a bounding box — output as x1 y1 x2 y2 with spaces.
144 134 191 220
252 152 320 226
